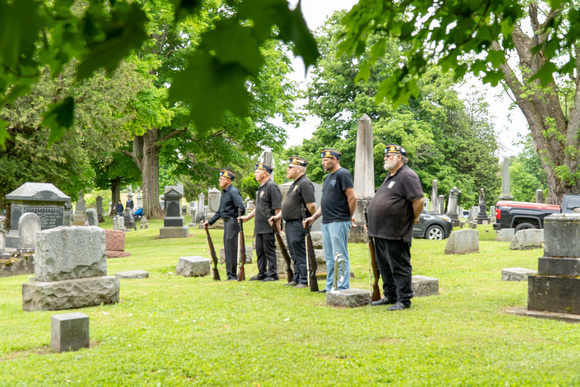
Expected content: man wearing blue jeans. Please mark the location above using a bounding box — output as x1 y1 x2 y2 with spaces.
304 149 357 293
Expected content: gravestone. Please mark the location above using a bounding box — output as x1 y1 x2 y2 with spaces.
140 216 148 229
116 270 149 279
351 114 375 243
498 157 514 200
445 187 461 227
438 195 445 214
159 186 189 238
95 196 104 223
195 193 206 222
247 200 255 210
86 209 98 226
22 226 120 311
18 212 41 253
412 275 439 297
105 229 130 258
73 196 86 226
535 189 544 204
501 268 537 281
444 229 479 255
123 209 136 231
5 183 70 249
489 205 496 223
509 229 543 250
263 151 274 181
528 213 580 314
136 187 142 209
0 231 9 260
206 188 222 228
51 313 89 353
430 180 438 213
476 188 488 224
176 256 211 277
495 228 515 242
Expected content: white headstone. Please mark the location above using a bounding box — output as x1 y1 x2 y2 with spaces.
18 212 41 252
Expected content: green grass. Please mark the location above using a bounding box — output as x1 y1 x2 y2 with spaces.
1 220 578 386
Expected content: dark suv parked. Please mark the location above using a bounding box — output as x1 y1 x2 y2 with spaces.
413 211 453 240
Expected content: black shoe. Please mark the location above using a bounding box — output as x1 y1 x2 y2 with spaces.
318 289 327 294
284 281 298 286
371 297 397 307
262 278 279 282
387 301 411 311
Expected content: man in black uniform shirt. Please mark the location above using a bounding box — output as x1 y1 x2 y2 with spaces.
239 163 282 281
367 145 425 311
304 149 357 293
269 157 316 288
204 169 246 281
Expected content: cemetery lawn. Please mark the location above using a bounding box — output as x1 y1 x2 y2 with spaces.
1 220 579 386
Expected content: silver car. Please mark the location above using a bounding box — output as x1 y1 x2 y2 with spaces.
413 211 453 240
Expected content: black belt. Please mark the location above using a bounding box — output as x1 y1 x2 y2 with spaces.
223 218 233 222
285 219 302 223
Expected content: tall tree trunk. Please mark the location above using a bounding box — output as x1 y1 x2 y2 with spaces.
132 129 164 218
492 11 580 204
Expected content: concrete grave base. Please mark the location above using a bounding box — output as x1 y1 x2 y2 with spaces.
23 276 120 311
444 229 479 255
495 228 515 242
176 256 211 277
538 257 580 276
412 275 439 297
159 226 189 239
501 268 537 281
510 229 543 250
51 313 89 352
505 307 580 323
528 275 580 314
326 288 371 307
116 270 149 279
107 251 131 258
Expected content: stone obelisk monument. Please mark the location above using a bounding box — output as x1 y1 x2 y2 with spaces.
499 157 514 201
351 114 375 243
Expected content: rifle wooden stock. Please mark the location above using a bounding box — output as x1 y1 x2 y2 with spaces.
237 208 246 281
267 209 293 283
302 207 319 292
365 208 381 301
204 224 221 281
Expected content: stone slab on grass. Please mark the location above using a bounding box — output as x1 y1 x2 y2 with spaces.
412 275 439 297
510 229 543 250
176 256 211 277
51 313 89 352
444 229 479 255
326 288 371 308
105 229 125 251
107 251 131 259
35 226 106 282
23 276 120 311
159 226 189 239
501 267 537 281
116 270 149 279
495 228 515 242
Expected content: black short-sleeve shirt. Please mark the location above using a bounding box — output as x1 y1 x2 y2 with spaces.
254 179 282 234
367 164 424 242
281 174 316 221
321 167 354 224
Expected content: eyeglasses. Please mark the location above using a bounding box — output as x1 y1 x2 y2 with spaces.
384 154 398 159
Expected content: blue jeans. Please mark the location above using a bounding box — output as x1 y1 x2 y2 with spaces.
322 221 351 291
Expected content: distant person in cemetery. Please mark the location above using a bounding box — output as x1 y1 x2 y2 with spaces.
304 148 356 293
116 200 124 216
269 156 316 288
126 194 135 213
239 163 282 282
367 144 425 311
204 169 246 281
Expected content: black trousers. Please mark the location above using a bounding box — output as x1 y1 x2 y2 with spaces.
374 238 413 303
256 232 278 279
285 220 307 284
223 219 240 280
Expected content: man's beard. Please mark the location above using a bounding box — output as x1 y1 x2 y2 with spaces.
384 159 396 170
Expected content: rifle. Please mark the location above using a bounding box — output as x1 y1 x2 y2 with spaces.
204 224 221 281
237 208 246 281
302 206 319 292
365 207 381 302
266 208 294 283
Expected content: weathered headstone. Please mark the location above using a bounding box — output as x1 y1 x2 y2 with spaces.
412 275 439 297
430 179 438 213
159 186 189 238
136 187 142 209
140 216 148 229
51 313 89 352
95 196 104 223
445 186 461 226
176 256 211 277
528 213 580 314
444 229 479 255
73 196 86 226
123 209 136 231
498 157 514 200
18 212 41 252
438 195 445 214
476 188 488 224
5 183 70 249
105 229 130 258
509 229 543 250
22 226 120 311
501 268 537 281
350 115 375 243
535 189 544 204
489 205 496 223
495 228 515 242
116 270 149 279
86 209 98 226
326 289 371 307
196 193 206 222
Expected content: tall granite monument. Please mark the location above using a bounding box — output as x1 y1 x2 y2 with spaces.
351 114 375 243
498 157 514 200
